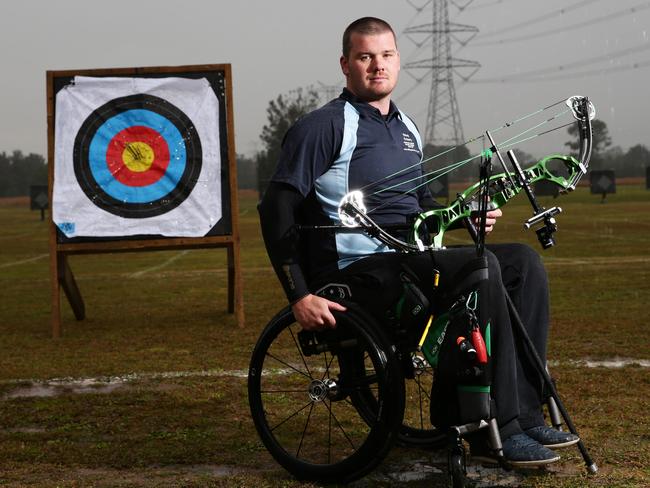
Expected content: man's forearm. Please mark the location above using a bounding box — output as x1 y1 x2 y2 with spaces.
258 182 310 303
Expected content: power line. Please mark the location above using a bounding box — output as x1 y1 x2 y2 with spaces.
483 59 650 82
476 0 603 40
469 42 650 83
459 0 517 12
473 2 650 47
471 44 650 83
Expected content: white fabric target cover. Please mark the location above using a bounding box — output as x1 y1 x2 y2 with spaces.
53 76 222 237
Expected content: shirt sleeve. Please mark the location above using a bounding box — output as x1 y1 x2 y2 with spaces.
270 109 343 196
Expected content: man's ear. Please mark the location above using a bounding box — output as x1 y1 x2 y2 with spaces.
340 55 349 76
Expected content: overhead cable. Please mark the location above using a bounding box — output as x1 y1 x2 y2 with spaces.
473 2 650 47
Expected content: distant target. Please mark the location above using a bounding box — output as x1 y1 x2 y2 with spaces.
73 94 202 218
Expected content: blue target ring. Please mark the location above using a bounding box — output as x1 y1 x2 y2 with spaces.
73 94 202 219
88 109 186 203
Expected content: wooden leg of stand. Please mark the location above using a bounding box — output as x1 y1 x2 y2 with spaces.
227 243 244 327
227 244 235 313
51 251 62 339
59 254 85 321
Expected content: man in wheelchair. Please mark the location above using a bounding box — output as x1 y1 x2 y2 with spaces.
258 16 578 468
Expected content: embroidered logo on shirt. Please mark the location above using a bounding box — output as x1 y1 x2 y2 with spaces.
402 133 419 153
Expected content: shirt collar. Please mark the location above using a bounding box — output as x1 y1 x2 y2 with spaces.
340 88 400 120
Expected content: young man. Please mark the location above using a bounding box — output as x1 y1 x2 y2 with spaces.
258 16 578 466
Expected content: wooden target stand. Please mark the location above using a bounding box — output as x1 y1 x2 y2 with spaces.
46 64 244 338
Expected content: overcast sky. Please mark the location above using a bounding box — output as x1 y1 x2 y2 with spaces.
1 0 648 160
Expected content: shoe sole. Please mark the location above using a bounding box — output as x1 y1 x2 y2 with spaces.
509 454 561 467
471 454 561 467
542 437 580 449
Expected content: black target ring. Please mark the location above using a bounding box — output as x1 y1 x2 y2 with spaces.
73 93 203 219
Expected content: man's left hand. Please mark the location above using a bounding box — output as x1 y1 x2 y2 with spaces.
472 208 503 234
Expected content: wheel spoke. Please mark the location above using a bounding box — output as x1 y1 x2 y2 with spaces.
260 388 309 394
323 398 359 452
268 399 313 433
321 350 336 381
265 351 312 380
287 325 313 378
417 375 425 429
295 402 315 458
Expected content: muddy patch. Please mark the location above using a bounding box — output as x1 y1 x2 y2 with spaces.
348 452 527 487
2 380 127 399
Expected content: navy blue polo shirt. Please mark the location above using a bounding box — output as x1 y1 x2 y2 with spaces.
271 89 427 280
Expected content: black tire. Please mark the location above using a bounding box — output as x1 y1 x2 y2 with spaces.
248 305 405 484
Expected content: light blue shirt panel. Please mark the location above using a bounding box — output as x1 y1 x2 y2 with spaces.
399 110 423 154
314 102 392 270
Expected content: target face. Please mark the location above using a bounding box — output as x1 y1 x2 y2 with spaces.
73 94 202 218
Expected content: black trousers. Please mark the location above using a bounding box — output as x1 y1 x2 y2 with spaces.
313 243 549 437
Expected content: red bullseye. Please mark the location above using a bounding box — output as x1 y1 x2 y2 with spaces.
105 126 170 187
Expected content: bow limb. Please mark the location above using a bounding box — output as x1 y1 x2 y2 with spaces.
340 201 420 252
566 95 594 190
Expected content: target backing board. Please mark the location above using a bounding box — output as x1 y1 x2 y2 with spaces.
53 73 228 238
46 65 243 337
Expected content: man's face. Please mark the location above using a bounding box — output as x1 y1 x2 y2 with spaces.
340 31 400 104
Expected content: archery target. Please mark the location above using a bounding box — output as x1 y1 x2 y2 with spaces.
53 76 221 237
74 94 202 218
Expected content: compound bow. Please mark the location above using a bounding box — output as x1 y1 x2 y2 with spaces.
337 95 595 253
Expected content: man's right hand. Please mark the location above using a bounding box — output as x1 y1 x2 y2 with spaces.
292 294 347 331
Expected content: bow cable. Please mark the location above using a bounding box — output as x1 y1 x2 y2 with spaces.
355 98 567 197
364 106 575 216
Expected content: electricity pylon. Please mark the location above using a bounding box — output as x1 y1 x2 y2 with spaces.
403 0 480 146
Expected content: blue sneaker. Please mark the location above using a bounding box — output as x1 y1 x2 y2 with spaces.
525 425 580 449
471 433 560 467
502 433 560 467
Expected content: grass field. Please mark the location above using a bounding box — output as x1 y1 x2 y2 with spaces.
0 184 649 487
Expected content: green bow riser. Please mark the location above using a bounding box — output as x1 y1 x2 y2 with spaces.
412 154 583 249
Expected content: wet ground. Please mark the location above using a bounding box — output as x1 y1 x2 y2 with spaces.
356 452 536 487
0 371 598 487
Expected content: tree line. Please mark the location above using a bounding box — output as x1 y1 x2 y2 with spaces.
0 151 47 197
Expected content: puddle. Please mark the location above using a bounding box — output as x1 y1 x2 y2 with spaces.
548 357 650 368
351 454 523 487
3 380 126 399
4 427 47 433
354 451 585 487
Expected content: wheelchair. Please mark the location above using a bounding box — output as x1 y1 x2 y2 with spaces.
248 283 595 487
247 291 499 487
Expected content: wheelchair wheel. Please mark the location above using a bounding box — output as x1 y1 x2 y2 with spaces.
398 353 447 448
248 305 405 484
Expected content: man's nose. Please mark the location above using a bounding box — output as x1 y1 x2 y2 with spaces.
371 57 385 72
